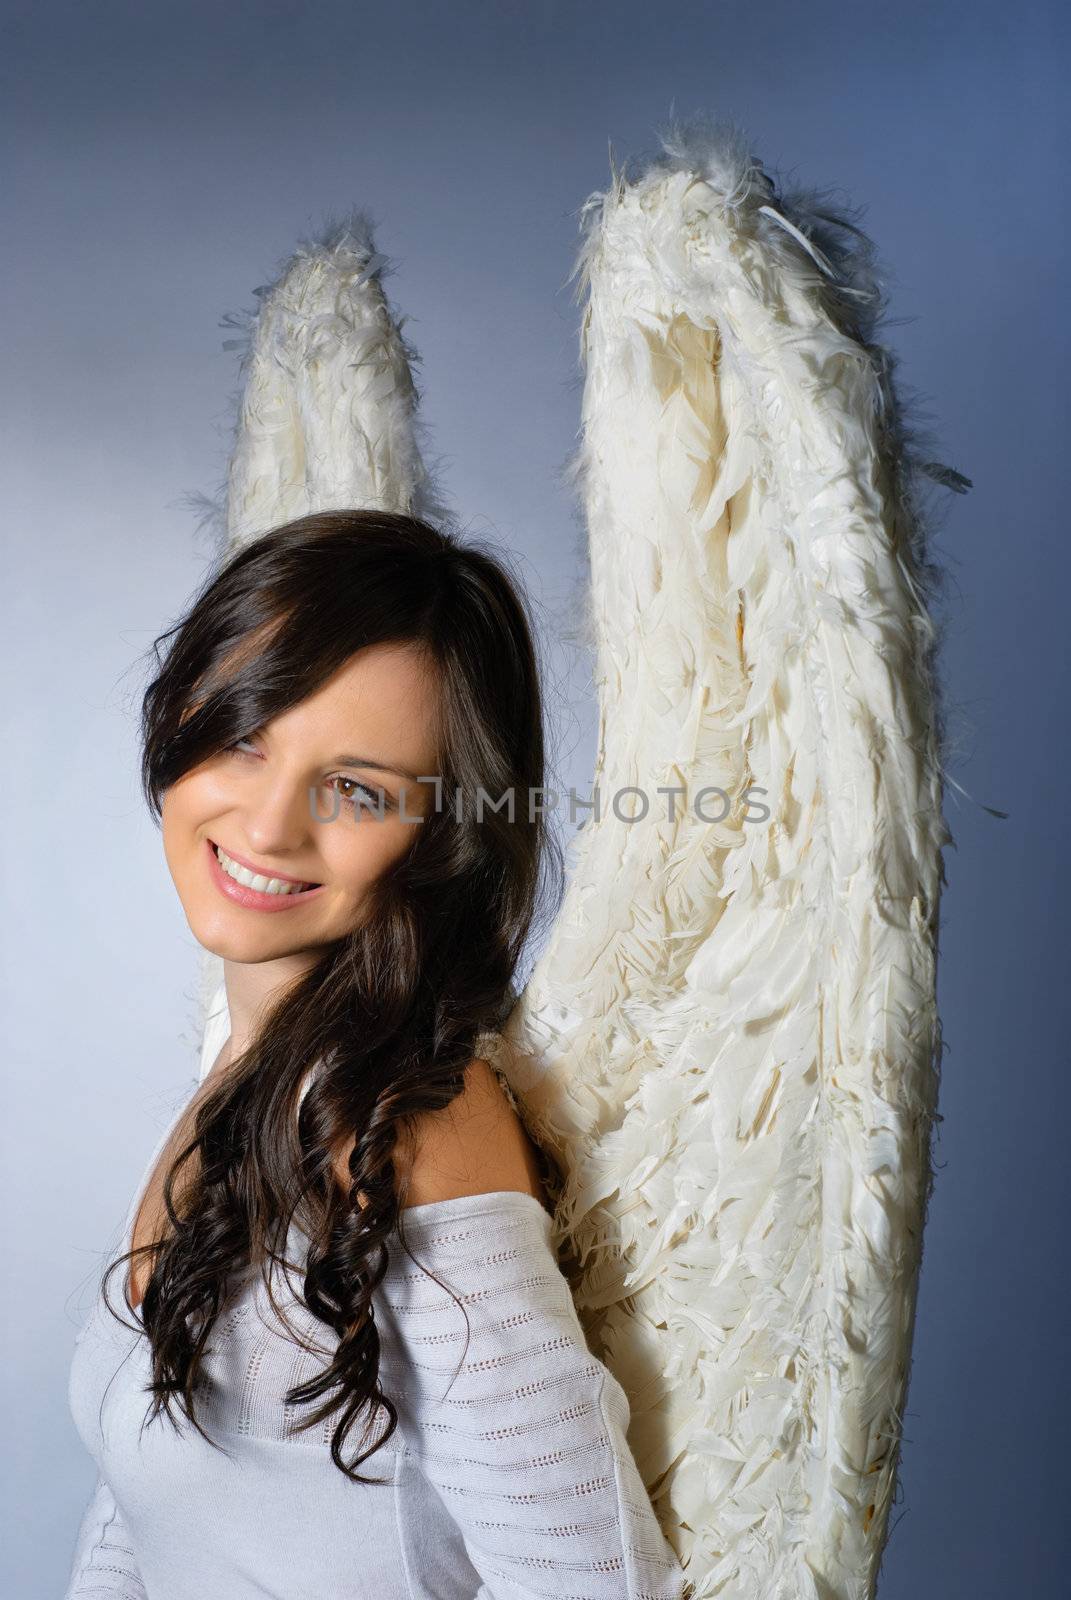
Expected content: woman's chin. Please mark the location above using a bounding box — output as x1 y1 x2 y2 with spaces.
185 906 324 964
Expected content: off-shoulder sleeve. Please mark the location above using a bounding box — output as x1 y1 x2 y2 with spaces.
384 1191 689 1600
63 1475 147 1599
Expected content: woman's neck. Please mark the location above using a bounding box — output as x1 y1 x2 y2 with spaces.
222 950 319 1060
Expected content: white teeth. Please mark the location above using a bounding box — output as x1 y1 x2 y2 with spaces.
215 846 312 896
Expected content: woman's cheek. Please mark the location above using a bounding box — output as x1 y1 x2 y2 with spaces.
328 814 407 884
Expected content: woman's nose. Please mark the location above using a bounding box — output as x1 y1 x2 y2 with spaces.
241 772 314 857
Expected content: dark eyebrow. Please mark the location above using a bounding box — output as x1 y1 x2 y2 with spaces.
331 754 426 784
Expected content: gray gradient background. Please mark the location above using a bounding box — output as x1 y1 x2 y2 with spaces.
3 1 1066 1594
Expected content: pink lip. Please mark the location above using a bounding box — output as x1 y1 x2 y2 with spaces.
205 838 326 913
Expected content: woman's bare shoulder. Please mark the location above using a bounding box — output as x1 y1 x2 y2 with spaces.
398 1058 549 1210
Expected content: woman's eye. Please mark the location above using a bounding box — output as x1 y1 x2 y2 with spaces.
328 775 393 812
220 744 392 812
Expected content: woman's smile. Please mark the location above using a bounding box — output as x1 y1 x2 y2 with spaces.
205 836 327 912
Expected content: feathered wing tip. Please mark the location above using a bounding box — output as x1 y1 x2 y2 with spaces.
479 113 968 1599
190 206 451 1058
183 205 453 569
566 108 970 796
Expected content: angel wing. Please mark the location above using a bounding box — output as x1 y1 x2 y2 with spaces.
479 119 966 1599
191 119 967 1600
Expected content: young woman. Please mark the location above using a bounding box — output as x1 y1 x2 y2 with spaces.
65 508 690 1598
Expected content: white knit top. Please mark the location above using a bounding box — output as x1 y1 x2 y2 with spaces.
64 1070 689 1599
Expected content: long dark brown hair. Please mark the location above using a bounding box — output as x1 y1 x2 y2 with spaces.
102 508 565 1481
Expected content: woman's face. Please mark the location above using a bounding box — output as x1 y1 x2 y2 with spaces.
161 640 441 967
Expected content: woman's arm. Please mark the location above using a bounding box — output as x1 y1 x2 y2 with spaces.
63 1475 147 1600
384 1062 689 1599
389 1191 688 1599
